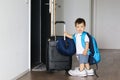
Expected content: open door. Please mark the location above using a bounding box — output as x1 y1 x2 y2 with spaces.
31 0 51 69
31 0 41 68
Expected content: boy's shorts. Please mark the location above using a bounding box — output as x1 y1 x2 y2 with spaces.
76 54 89 64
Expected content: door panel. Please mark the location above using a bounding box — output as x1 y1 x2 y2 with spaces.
31 0 41 68
93 0 120 49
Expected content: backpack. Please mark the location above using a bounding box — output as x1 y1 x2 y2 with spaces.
73 31 101 67
82 31 101 77
81 31 101 65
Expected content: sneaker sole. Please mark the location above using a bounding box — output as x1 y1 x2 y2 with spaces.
68 71 87 77
77 74 87 77
87 73 94 76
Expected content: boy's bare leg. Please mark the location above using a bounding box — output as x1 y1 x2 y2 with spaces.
85 63 94 76
79 64 85 71
85 63 90 70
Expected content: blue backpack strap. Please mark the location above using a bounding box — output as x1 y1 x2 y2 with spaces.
81 31 91 55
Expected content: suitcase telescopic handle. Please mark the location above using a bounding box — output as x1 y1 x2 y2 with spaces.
55 21 66 40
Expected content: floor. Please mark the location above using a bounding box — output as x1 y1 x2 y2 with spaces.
17 49 120 80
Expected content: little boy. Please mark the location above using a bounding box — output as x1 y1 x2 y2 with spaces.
64 18 94 76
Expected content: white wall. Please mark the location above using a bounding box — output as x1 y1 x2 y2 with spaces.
0 0 30 80
55 0 64 36
55 0 91 35
63 0 91 34
93 0 120 49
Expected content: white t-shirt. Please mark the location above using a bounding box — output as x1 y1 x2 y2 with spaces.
75 33 89 54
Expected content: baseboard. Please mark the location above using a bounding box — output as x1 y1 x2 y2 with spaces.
12 69 30 80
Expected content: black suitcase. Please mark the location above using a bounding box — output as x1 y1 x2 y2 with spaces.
46 21 72 72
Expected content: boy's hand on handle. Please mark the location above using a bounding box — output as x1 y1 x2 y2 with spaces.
64 32 67 36
64 32 73 39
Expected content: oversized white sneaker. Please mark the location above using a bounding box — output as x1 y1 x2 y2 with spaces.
85 69 94 76
73 67 94 76
68 69 87 76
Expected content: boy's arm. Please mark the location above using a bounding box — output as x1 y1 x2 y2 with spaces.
64 32 73 39
83 42 89 55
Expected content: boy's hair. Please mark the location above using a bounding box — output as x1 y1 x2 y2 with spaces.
75 18 86 26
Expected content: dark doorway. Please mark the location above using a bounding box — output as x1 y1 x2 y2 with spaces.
31 0 50 68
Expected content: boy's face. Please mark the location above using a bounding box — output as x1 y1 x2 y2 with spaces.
75 23 85 33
